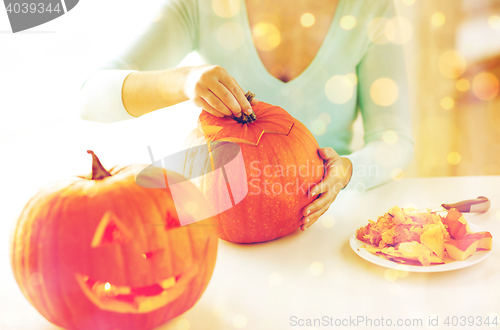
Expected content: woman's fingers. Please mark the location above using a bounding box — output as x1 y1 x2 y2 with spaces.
228 76 253 115
192 96 226 118
303 190 332 215
201 89 235 117
300 191 337 230
209 80 245 117
307 147 344 198
308 171 343 198
186 65 253 118
302 184 339 216
319 147 340 163
300 204 331 231
299 147 346 231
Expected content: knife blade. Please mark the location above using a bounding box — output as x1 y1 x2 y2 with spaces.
417 196 490 214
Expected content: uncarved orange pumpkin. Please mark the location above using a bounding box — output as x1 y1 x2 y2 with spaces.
10 151 218 330
183 95 325 243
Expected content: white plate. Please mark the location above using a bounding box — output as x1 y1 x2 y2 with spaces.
350 223 492 273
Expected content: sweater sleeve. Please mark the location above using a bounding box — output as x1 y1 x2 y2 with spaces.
343 1 414 191
79 0 198 123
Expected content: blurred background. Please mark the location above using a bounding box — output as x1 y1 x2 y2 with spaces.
1 0 499 178
402 0 500 178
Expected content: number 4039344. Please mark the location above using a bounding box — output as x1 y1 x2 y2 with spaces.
443 315 498 327
6 2 61 14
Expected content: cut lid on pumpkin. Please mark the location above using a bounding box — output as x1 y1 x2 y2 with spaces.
198 103 294 146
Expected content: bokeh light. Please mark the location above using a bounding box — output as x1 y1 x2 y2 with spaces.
472 71 500 101
431 12 446 27
488 15 500 29
396 265 409 278
370 78 399 106
309 262 324 276
385 16 413 44
311 120 327 136
383 130 399 145
233 314 247 328
325 75 354 104
176 318 190 330
438 50 466 79
384 269 398 281
301 13 315 28
340 15 357 30
440 96 454 110
254 12 281 29
212 0 240 18
268 272 283 286
183 201 199 215
253 22 281 51
321 214 336 228
212 303 226 318
367 17 389 45
217 22 244 50
402 203 418 210
456 78 470 92
345 72 358 86
317 112 332 125
374 143 398 167
384 266 408 282
447 151 461 165
391 168 405 181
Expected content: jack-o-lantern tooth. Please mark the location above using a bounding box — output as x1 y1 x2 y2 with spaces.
160 277 176 290
92 282 116 298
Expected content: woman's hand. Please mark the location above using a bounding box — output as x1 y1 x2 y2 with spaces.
300 147 353 231
184 65 256 118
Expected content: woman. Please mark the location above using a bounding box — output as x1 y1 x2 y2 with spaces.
80 0 414 231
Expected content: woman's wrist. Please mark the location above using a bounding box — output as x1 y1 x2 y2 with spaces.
122 67 193 117
159 66 192 106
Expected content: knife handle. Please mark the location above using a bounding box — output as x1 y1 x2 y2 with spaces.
441 196 491 213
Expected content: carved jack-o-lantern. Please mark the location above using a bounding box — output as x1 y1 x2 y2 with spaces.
10 151 218 330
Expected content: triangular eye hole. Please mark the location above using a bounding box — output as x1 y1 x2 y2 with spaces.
91 211 132 248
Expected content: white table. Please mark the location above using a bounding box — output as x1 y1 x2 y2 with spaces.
1 108 499 330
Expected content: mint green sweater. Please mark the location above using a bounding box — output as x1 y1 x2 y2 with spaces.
80 0 414 190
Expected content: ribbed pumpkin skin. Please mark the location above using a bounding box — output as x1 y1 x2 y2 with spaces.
10 165 218 330
183 101 324 243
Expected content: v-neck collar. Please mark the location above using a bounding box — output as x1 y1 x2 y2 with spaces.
240 0 345 87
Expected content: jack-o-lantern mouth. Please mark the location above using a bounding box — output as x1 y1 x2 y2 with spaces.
75 265 198 314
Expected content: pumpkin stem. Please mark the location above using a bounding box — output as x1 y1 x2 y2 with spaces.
234 91 257 124
86 150 112 180
245 91 255 103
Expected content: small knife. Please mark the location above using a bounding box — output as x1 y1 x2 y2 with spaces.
417 196 491 214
